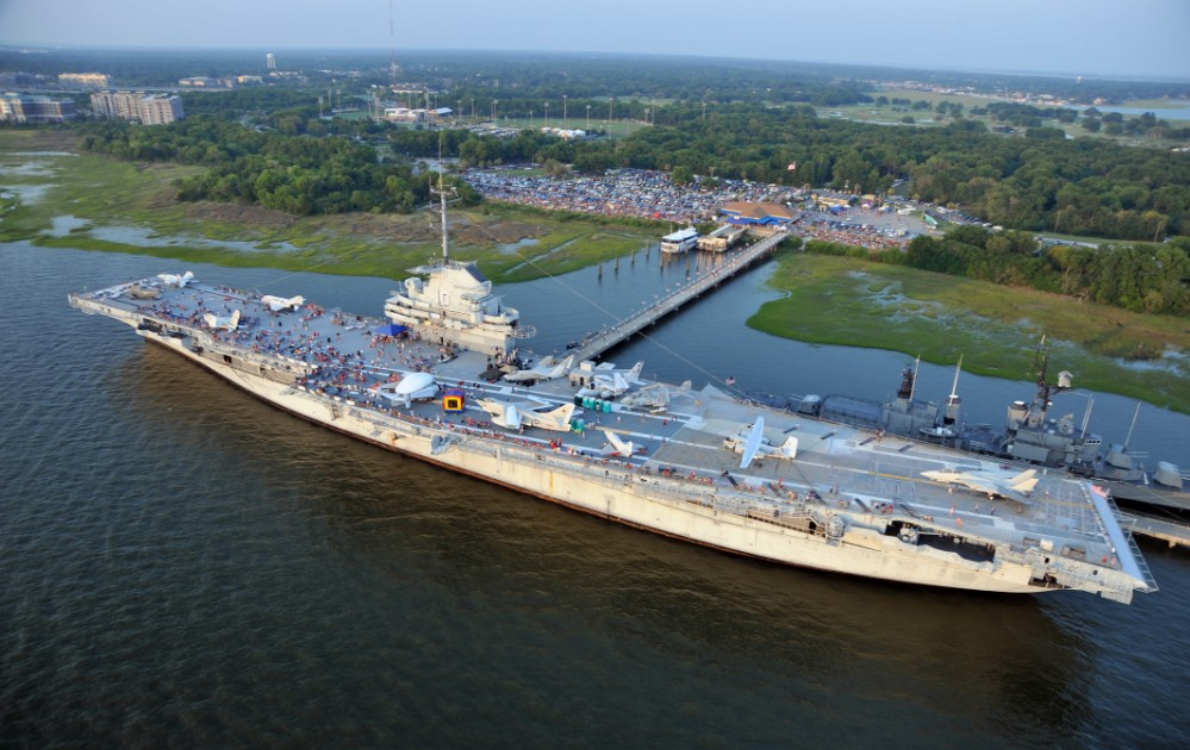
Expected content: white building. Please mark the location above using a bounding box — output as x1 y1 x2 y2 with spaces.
90 92 184 125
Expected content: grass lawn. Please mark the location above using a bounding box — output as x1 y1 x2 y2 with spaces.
750 253 1190 413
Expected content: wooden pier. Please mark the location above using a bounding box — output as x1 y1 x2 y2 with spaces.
568 228 789 363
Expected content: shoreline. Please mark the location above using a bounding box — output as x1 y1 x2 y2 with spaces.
748 253 1189 414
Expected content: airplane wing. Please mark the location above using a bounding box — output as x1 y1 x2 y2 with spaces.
740 417 765 469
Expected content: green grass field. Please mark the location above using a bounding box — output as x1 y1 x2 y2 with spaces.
750 253 1190 413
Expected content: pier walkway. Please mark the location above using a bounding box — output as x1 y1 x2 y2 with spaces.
568 229 789 363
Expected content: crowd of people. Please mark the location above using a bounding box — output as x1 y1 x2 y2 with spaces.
799 212 914 250
463 167 797 224
464 167 930 250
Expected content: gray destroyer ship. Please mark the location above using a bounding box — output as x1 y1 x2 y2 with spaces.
69 200 1158 603
780 351 1189 546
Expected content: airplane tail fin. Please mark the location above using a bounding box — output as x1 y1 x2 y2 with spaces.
544 403 575 422
504 404 522 429
229 309 241 328
780 436 799 460
549 356 575 379
627 362 644 383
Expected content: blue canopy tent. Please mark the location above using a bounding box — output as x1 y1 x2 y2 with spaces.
373 323 407 337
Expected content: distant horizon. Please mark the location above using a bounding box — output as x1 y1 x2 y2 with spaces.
3 44 1189 88
1 0 1187 82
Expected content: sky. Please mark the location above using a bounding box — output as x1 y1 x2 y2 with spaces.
2 0 1188 80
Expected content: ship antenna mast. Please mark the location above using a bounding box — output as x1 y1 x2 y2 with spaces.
910 355 920 401
432 136 455 265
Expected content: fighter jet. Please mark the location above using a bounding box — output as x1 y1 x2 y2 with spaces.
157 271 194 288
476 397 576 433
203 309 242 331
261 294 305 313
503 355 575 383
376 372 439 408
920 467 1039 502
724 417 799 469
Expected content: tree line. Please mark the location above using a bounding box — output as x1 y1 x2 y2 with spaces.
805 226 1190 319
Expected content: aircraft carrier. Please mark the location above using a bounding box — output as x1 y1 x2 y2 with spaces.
68 198 1158 604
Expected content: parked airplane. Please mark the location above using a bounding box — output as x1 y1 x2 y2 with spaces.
503 355 575 383
920 468 1039 502
202 309 242 331
603 430 640 457
261 294 305 312
376 372 439 408
619 381 691 412
157 271 194 288
573 361 644 398
477 397 576 433
724 417 799 469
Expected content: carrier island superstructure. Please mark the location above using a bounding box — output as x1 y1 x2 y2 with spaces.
69 249 1157 604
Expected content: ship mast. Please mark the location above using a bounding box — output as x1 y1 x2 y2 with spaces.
1027 337 1071 428
436 173 450 264
432 138 454 265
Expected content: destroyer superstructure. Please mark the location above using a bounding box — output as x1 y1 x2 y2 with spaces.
70 264 1157 604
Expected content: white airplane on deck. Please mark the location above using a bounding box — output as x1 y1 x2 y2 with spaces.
503 355 575 383
157 271 194 288
725 417 799 470
603 430 640 457
477 397 576 433
920 467 1039 502
375 372 439 408
619 381 691 412
574 361 644 399
203 309 241 331
261 294 305 312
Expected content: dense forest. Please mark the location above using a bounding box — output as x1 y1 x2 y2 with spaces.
79 117 479 214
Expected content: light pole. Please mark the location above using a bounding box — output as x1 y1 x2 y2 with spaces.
545 101 550 129
563 94 568 128
586 104 591 131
